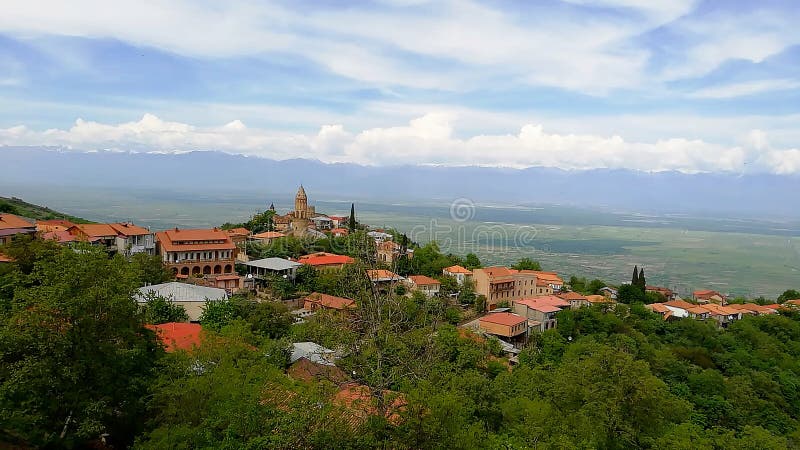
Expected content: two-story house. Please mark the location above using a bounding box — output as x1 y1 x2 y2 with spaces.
110 222 155 256
512 296 571 332
156 227 236 277
406 275 441 297
443 265 473 285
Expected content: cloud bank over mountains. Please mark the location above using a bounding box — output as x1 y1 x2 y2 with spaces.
2 114 798 174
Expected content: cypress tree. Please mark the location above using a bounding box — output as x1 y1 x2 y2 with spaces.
632 265 639 286
638 267 646 290
348 203 356 232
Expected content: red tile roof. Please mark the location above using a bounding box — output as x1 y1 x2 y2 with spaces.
298 252 354 267
156 228 236 252
225 227 250 236
444 265 472 274
36 219 76 231
479 266 515 280
648 303 671 313
479 312 527 327
366 269 402 281
74 223 119 237
0 253 13 263
330 227 349 235
214 274 240 281
515 296 568 313
252 231 285 239
536 295 570 307
42 230 80 243
530 271 564 284
304 292 356 310
146 322 203 352
586 295 611 303
558 291 587 300
0 213 35 230
727 303 776 314
408 275 440 286
664 300 697 310
109 222 151 236
693 289 724 299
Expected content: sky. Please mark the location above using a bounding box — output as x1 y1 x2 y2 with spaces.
0 0 799 173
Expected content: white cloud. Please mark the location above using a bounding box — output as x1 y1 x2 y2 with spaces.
0 0 691 93
2 113 798 174
687 79 800 99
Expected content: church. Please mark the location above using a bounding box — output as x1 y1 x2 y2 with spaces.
271 185 321 237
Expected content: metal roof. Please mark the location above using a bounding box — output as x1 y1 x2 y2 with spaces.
136 282 227 303
290 342 336 366
244 257 302 271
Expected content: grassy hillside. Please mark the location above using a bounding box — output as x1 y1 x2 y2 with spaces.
0 196 93 224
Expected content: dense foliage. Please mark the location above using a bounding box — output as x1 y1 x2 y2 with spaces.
3 235 800 449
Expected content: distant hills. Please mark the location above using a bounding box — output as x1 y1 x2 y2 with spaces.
2 146 799 219
0 195 92 223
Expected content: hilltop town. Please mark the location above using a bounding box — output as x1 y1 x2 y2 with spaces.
2 188 800 448
2 186 796 346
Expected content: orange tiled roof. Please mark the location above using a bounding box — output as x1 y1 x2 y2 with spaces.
36 219 76 231
225 227 250 236
214 274 240 281
648 303 671 313
42 230 79 243
664 300 697 310
479 266 516 280
0 213 35 230
702 303 741 316
0 253 13 263
444 265 472 274
586 294 610 303
727 303 776 314
109 222 151 236
516 298 561 313
694 289 723 299
252 231 285 239
298 252 354 267
366 269 402 281
558 291 587 300
330 227 349 235
480 312 527 327
531 271 564 284
156 228 236 252
686 306 711 315
146 322 203 352
305 292 356 310
75 223 119 237
408 275 440 286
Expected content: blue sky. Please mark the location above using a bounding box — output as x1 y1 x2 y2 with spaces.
0 0 799 173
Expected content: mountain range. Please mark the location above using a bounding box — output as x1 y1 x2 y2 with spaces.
3 146 799 220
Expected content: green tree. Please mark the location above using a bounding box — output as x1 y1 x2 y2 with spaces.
777 289 800 303
586 279 607 295
139 291 189 324
632 265 639 286
0 244 159 447
199 298 237 332
638 267 646 290
618 283 646 304
511 257 541 271
130 252 172 285
464 253 482 269
348 203 356 232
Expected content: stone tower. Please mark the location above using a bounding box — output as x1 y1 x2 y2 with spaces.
294 185 309 219
291 185 311 237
